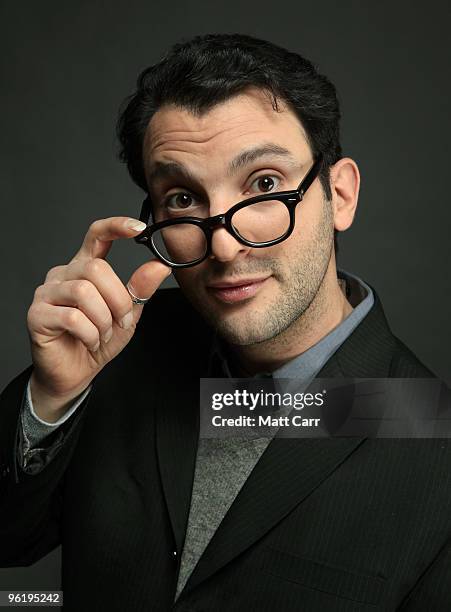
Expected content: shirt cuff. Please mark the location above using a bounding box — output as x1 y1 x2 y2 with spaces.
26 378 92 427
19 378 92 473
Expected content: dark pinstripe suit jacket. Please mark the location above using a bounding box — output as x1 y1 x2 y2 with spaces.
1 285 451 611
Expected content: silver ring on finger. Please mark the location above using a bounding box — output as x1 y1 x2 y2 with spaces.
126 284 150 305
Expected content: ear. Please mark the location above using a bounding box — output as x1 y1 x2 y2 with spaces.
329 157 360 232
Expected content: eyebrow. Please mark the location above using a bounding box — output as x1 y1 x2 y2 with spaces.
227 144 302 175
147 143 303 186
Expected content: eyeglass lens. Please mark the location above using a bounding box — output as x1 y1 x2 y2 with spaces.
151 198 291 265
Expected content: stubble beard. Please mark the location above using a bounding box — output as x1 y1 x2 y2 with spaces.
178 197 335 346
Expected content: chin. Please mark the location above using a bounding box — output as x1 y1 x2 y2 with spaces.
213 312 279 346
181 283 283 345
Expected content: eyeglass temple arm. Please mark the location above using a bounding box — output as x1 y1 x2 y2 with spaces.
298 155 324 195
139 196 152 224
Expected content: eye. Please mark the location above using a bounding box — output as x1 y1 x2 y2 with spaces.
164 192 198 212
249 175 281 194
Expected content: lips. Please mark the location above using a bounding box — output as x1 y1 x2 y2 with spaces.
207 277 270 304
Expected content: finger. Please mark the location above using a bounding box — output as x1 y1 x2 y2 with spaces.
44 265 66 284
127 260 172 302
73 216 147 262
34 281 114 343
62 257 135 329
126 260 172 321
28 302 101 352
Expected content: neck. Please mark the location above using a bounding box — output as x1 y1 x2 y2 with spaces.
227 261 353 376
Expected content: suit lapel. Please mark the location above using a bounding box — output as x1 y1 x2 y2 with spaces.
155 376 200 555
156 287 397 596
182 437 366 596
151 290 215 557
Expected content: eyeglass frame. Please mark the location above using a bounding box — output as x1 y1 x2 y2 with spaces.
134 153 324 269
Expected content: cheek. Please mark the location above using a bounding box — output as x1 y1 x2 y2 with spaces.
293 195 325 238
287 209 313 246
173 266 205 292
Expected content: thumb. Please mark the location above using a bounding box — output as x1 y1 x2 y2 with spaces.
126 260 172 324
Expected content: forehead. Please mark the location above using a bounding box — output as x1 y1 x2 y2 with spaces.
142 87 309 170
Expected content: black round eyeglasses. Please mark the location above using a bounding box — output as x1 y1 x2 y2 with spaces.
134 154 323 269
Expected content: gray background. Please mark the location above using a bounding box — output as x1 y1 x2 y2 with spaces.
1 0 450 597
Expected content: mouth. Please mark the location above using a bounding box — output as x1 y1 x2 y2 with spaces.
206 276 271 304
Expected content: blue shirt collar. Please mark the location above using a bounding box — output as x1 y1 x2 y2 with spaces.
208 268 374 380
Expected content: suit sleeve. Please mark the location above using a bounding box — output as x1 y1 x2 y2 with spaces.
0 365 92 567
20 376 92 474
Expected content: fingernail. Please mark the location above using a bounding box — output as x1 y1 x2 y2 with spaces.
91 341 100 352
120 311 134 330
125 219 147 231
102 327 113 343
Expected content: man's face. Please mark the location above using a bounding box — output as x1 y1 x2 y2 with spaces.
143 87 335 346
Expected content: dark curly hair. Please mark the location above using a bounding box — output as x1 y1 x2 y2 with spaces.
116 33 343 251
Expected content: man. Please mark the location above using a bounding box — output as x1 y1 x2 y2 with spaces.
1 33 450 611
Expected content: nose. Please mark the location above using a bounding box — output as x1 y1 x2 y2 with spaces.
209 226 250 263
